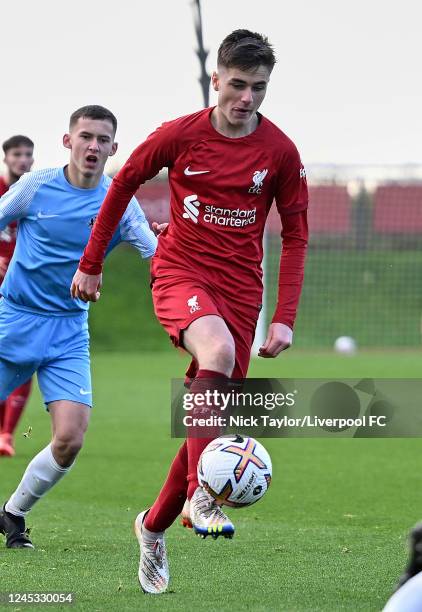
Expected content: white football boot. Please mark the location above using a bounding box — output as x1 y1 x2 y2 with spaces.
190 486 235 539
134 510 169 594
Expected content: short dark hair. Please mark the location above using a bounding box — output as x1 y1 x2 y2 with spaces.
2 135 34 154
69 105 117 134
217 29 276 72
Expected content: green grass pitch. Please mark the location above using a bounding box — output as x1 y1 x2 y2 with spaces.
1 349 422 611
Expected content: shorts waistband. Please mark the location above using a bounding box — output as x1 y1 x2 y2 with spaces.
1 298 88 320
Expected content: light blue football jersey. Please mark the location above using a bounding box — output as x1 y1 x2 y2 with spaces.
0 167 157 314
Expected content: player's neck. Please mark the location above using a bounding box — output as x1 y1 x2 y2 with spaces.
5 171 19 187
211 107 259 138
64 164 101 189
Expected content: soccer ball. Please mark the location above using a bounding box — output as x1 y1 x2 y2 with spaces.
197 434 272 508
334 336 357 355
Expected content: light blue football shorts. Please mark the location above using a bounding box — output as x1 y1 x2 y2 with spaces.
0 298 92 407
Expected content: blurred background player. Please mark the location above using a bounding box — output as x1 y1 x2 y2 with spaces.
0 106 157 549
72 30 308 594
0 135 34 457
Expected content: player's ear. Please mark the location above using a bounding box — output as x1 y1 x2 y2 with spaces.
109 142 118 157
63 133 71 150
211 71 219 92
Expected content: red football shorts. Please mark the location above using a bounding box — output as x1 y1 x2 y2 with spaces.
152 275 262 379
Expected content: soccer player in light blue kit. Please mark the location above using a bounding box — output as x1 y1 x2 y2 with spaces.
0 105 157 548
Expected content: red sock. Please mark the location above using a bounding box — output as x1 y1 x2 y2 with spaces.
144 441 188 532
0 401 5 432
3 379 32 436
186 369 229 499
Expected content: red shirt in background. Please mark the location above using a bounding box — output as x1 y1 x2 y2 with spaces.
0 177 17 270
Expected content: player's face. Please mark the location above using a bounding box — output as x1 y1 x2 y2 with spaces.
63 117 117 179
212 65 271 131
4 146 34 178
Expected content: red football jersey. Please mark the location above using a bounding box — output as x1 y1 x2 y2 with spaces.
0 176 17 263
80 107 309 327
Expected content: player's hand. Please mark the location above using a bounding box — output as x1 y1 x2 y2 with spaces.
258 322 293 358
0 256 8 277
70 269 102 303
152 221 168 236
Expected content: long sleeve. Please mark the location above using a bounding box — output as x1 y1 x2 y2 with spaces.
118 197 157 258
271 208 308 329
271 139 309 329
0 173 37 230
79 121 179 274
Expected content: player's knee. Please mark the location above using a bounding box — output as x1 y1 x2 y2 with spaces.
52 431 85 465
207 338 235 375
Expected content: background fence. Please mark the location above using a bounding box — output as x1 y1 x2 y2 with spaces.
265 183 422 348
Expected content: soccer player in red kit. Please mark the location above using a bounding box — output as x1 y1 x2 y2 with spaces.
0 135 34 457
72 30 308 593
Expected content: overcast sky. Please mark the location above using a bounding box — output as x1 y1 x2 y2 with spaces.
0 0 420 173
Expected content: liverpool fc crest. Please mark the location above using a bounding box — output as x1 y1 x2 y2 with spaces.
248 169 268 194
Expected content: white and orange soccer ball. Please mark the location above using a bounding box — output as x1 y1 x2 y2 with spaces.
197 434 272 508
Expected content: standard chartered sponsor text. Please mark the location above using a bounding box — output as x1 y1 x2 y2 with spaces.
203 205 256 227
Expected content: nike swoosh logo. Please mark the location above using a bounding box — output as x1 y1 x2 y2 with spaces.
184 166 210 176
37 212 59 219
79 388 92 395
